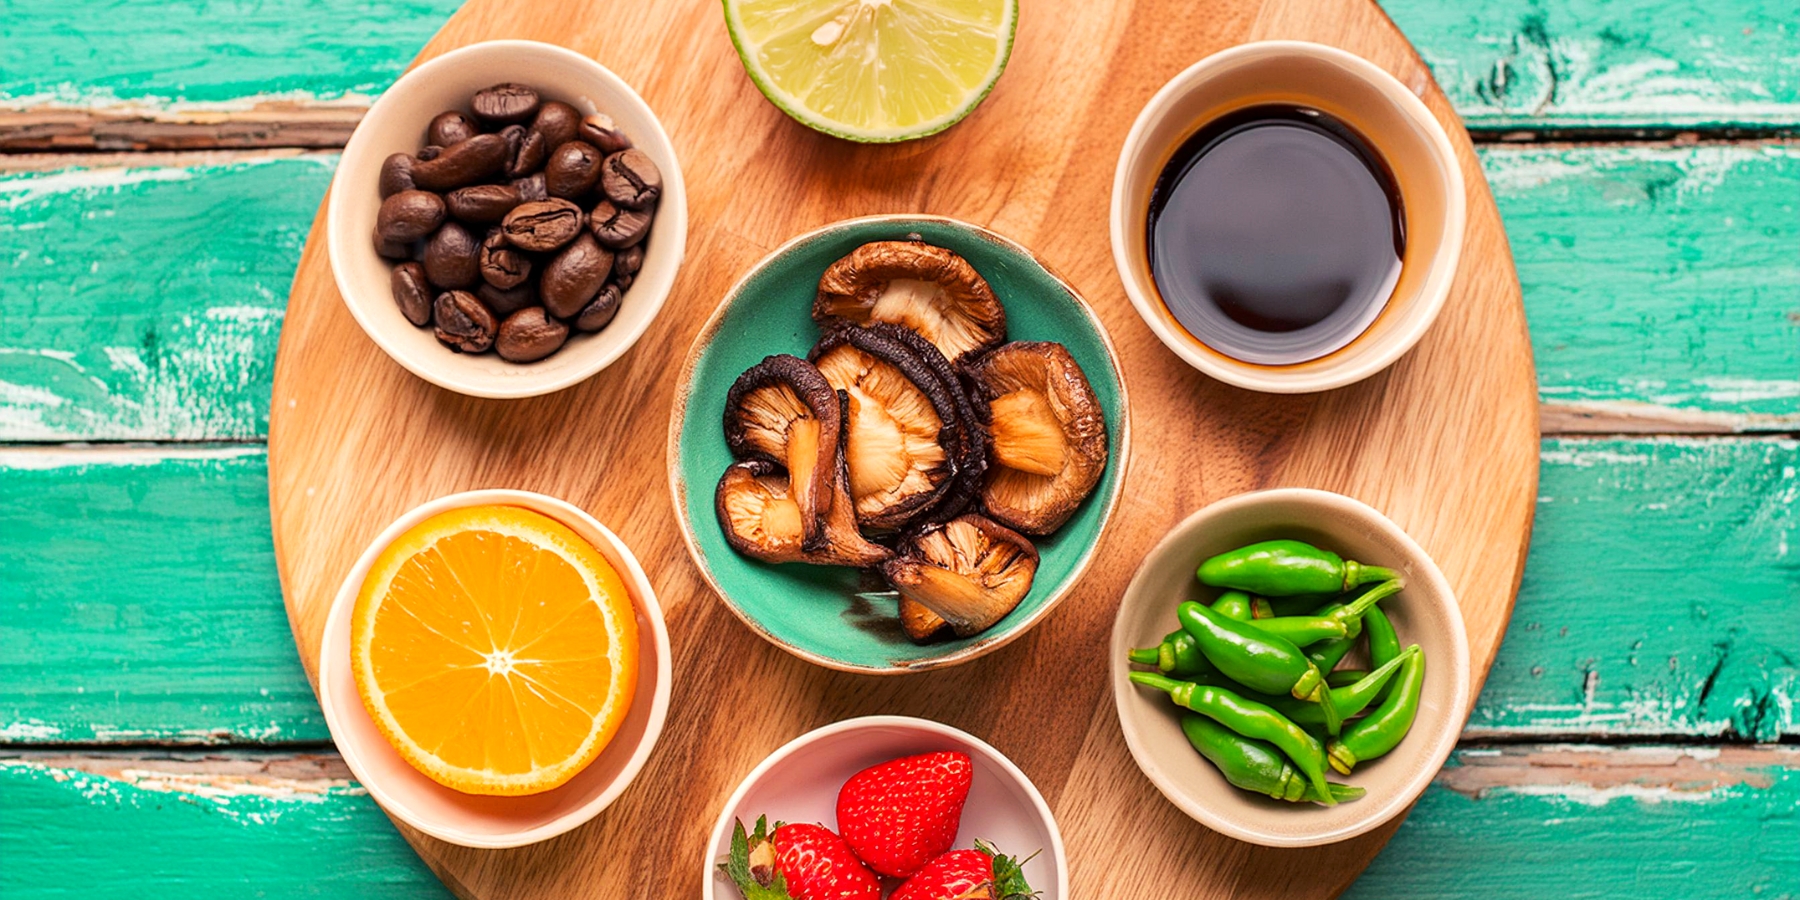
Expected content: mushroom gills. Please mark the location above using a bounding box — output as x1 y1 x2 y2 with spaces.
713 436 890 568
970 342 1108 535
881 514 1039 638
814 240 1007 364
724 355 839 550
898 597 951 643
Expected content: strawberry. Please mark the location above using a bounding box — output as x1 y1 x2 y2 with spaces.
890 842 1037 900
835 751 973 877
720 816 880 900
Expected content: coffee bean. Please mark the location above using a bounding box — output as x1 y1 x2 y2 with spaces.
411 133 508 191
575 283 623 332
615 243 645 279
540 232 614 318
501 198 583 252
373 227 413 260
511 172 548 203
471 83 540 125
505 125 548 179
496 307 570 362
433 291 497 353
589 200 653 249
479 228 532 290
578 112 632 154
544 141 603 199
612 272 634 292
446 184 522 224
378 153 417 198
477 281 537 317
531 101 582 150
427 110 480 147
417 144 444 161
376 190 445 243
422 222 481 289
600 148 662 209
391 262 433 326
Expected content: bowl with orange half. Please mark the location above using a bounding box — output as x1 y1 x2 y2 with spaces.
316 489 672 848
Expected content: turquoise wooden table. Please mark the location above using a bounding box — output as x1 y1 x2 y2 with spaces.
1 1 1796 896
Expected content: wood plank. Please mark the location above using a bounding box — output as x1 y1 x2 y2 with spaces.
3 436 1792 745
4 144 1795 442
3 745 1793 899
3 0 1794 148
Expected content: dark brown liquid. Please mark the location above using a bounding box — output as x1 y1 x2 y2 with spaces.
1146 105 1404 365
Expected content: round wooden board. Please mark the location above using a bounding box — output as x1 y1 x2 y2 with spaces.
268 0 1539 896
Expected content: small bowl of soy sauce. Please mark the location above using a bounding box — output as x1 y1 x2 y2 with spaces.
1109 41 1466 393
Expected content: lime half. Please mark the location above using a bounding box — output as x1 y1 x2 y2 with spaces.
723 0 1019 142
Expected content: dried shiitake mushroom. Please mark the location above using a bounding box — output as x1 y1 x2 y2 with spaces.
814 241 1006 364
881 514 1040 638
899 598 950 643
723 355 840 549
714 459 889 568
863 322 989 523
968 342 1108 535
809 325 963 532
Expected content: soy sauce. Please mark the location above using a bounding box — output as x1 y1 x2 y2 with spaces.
1146 105 1404 365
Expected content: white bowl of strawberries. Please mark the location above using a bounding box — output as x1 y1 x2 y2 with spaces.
705 716 1067 900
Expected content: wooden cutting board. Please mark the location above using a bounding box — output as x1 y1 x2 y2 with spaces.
267 0 1538 896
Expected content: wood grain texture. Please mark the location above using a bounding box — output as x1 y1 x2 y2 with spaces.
5 745 1796 900
8 144 1791 442
263 1 1536 897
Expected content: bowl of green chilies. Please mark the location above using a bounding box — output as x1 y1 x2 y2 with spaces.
1109 488 1470 847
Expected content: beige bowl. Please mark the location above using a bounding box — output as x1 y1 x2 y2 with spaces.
1110 488 1470 846
327 40 687 399
316 489 673 849
1110 41 1465 393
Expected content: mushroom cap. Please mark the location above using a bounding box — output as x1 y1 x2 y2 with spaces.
814 241 1006 364
968 341 1108 535
714 457 890 569
723 355 840 551
881 514 1040 638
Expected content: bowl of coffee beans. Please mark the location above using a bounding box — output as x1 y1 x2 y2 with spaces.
328 39 686 398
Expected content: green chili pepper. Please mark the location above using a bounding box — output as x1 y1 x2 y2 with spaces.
1179 714 1365 804
1130 671 1337 805
1326 669 1369 688
1327 644 1426 775
1127 629 1217 678
1244 580 1403 647
1210 590 1256 621
1266 594 1334 617
1265 646 1418 730
1306 634 1358 673
1198 540 1399 597
1176 601 1340 733
1362 603 1402 702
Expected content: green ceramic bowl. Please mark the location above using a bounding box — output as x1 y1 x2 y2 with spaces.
668 215 1130 673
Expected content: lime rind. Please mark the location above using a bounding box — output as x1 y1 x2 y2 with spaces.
722 0 1019 143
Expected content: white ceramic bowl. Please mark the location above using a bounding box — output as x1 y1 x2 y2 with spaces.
1111 41 1465 394
703 717 1069 899
1110 488 1470 846
316 489 673 848
327 40 687 398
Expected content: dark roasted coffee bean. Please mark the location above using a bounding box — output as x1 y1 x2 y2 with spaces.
417 144 444 161
575 283 623 332
501 198 583 252
589 199 653 249
427 110 480 147
373 227 413 260
600 148 662 209
479 228 532 289
391 262 433 326
378 153 417 198
531 101 582 150
495 307 569 362
578 112 632 153
612 271 634 292
614 242 645 279
477 281 537 317
422 222 480 289
544 141 603 199
433 291 497 353
411 133 508 191
511 172 548 203
375 190 445 243
506 126 548 179
540 232 614 318
446 184 522 224
471 83 540 125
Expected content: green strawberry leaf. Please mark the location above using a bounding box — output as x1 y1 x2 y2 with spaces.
975 840 1040 900
719 816 795 900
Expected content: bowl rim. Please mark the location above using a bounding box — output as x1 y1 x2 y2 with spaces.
315 488 674 849
664 213 1133 675
1107 39 1467 394
699 715 1071 900
325 38 689 400
1108 486 1472 846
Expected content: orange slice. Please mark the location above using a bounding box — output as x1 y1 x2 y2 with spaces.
350 505 639 796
